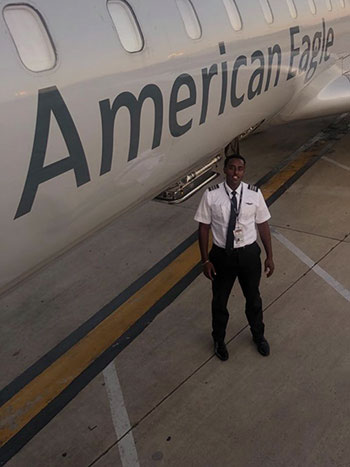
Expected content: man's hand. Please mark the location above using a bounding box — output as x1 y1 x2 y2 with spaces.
203 261 216 281
257 221 274 278
264 257 275 277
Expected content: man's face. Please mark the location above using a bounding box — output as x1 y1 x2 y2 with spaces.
224 158 245 188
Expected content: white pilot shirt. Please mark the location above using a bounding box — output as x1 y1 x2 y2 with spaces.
194 181 271 248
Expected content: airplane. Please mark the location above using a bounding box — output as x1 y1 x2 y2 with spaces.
0 0 349 293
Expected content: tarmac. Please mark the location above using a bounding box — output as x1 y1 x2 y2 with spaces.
1 115 350 467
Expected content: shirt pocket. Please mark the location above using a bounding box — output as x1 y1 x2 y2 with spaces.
211 203 226 225
239 201 257 222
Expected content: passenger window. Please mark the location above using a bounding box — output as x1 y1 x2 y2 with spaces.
286 0 298 18
3 5 56 72
259 0 274 24
308 0 317 14
325 0 333 10
223 0 242 31
107 0 144 52
176 0 202 39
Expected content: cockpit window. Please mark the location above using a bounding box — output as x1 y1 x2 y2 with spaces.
3 4 56 72
223 0 242 31
259 0 274 24
175 0 202 40
107 0 144 52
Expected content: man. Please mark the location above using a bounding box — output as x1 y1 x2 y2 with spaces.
194 154 274 361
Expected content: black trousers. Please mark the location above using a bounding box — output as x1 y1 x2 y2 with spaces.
209 242 264 343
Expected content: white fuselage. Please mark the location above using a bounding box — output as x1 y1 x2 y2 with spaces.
0 0 350 292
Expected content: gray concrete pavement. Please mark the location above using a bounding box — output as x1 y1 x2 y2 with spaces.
121 265 350 467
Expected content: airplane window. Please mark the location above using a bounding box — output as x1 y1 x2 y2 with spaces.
175 0 202 40
308 0 317 14
3 5 56 72
286 0 298 18
107 0 144 52
223 0 242 31
325 0 333 10
259 0 274 24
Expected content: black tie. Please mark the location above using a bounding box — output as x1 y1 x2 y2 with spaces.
225 191 237 254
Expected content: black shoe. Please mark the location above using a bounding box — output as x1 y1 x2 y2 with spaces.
214 341 229 361
254 337 270 356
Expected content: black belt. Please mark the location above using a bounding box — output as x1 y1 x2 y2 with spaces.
212 242 256 252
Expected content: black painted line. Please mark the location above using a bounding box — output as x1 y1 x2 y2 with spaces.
255 115 349 189
0 231 197 406
255 139 319 189
0 265 201 466
266 153 320 206
266 141 340 207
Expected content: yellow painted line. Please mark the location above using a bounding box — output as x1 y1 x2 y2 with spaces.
261 147 321 199
0 241 201 447
0 136 327 448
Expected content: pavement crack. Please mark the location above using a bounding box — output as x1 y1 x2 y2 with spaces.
88 352 215 466
89 231 348 467
270 224 342 242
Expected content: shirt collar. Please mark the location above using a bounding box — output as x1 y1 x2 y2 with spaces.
224 181 242 196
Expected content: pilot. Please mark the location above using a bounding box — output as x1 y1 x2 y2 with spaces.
194 154 274 360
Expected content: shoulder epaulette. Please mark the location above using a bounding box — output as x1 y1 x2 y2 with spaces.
248 184 258 192
208 184 219 192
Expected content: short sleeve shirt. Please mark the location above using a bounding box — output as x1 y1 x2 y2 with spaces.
194 181 271 248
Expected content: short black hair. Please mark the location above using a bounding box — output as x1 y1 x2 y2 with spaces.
224 154 246 167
